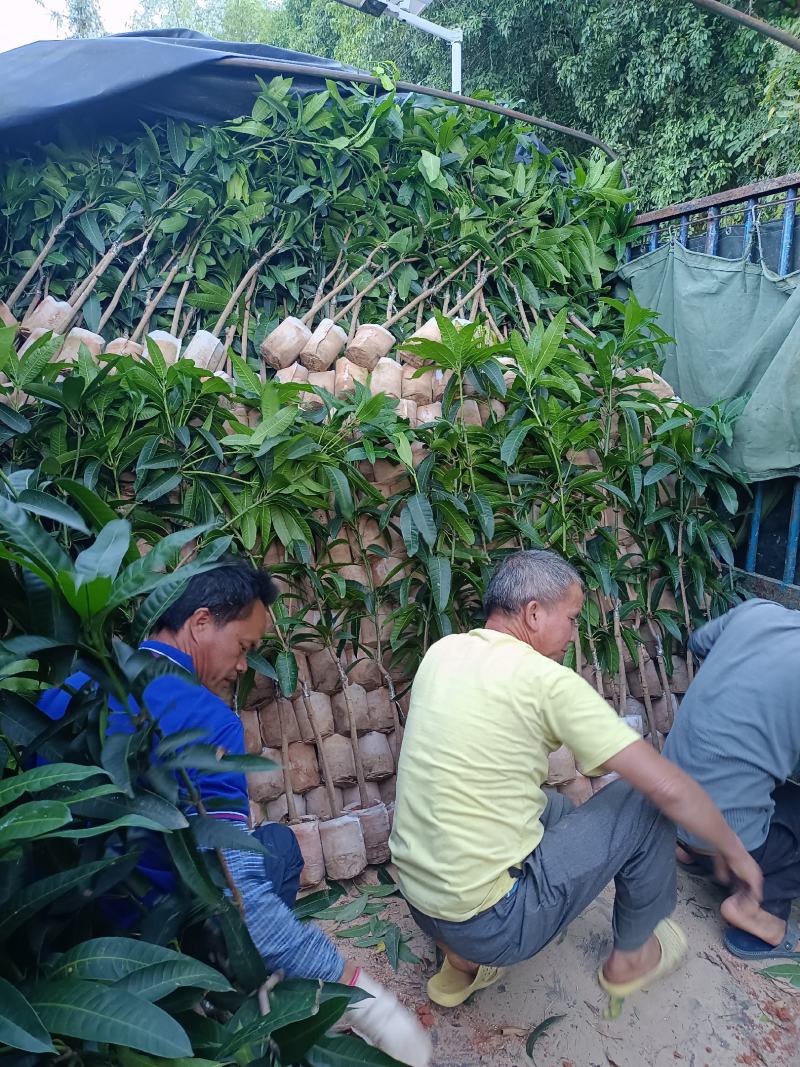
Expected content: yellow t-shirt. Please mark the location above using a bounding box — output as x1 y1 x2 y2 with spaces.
389 628 639 922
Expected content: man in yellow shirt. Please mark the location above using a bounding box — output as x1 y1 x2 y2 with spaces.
390 550 763 1006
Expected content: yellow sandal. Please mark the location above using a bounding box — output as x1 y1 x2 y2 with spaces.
427 958 506 1008
597 919 687 1017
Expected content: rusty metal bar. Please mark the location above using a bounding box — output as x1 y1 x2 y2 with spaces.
688 0 800 55
635 173 800 227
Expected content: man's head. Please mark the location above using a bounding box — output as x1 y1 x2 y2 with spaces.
483 550 584 661
151 559 278 699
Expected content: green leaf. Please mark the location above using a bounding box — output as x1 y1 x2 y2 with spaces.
29 980 192 1058
230 352 262 394
78 212 105 254
0 800 72 848
0 855 125 939
0 494 71 579
164 830 221 907
132 560 223 641
0 762 107 807
716 480 738 515
275 649 298 698
274 994 352 1064
167 118 187 167
138 471 183 503
501 423 531 466
328 467 355 520
190 815 273 856
17 489 89 534
707 526 734 568
473 493 495 540
642 462 675 486
74 519 131 583
407 494 436 548
0 978 54 1054
114 958 233 1002
393 433 414 469
384 923 402 971
0 403 31 434
50 937 198 982
306 1035 404 1067
247 650 277 681
417 150 441 186
427 555 451 612
310 895 370 922
526 1013 566 1058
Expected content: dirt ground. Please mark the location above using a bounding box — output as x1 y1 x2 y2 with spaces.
320 868 800 1067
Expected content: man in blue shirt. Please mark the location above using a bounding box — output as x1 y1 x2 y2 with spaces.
664 599 800 961
40 558 431 1067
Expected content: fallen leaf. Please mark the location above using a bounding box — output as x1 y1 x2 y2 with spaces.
526 1013 566 1058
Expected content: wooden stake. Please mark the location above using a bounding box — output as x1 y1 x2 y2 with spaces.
300 682 340 818
7 203 94 311
169 241 201 335
98 233 154 332
130 252 181 342
383 250 482 329
332 258 413 324
332 653 369 807
211 238 286 338
302 246 384 325
276 685 299 823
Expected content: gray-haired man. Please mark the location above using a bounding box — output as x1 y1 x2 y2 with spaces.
390 550 762 1008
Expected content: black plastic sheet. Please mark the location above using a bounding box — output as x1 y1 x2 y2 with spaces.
0 29 364 147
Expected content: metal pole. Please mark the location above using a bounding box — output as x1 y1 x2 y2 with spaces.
688 0 800 55
451 37 462 94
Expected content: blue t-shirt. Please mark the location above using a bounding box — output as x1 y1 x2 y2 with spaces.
38 639 249 894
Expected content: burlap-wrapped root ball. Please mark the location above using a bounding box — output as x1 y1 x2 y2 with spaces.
291 816 326 888
353 801 391 865
358 732 395 781
346 324 394 371
248 746 284 802
299 318 348 373
293 691 335 742
261 317 312 370
319 814 367 879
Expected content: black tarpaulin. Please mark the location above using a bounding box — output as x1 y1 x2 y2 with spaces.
0 29 364 147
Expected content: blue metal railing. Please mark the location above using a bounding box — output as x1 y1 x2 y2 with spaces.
630 173 800 584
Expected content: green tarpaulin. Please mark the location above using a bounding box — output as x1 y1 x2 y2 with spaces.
618 242 800 480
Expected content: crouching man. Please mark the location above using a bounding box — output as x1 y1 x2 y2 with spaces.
39 558 431 1067
664 598 800 960
389 550 762 1008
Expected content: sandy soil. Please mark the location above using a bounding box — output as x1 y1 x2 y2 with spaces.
319 868 800 1067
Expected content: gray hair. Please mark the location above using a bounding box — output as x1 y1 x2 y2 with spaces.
483 550 583 617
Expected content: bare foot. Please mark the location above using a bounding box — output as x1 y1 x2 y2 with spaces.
602 934 662 984
676 844 694 865
720 894 796 948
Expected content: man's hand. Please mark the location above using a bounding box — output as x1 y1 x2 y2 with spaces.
713 847 763 911
604 740 763 909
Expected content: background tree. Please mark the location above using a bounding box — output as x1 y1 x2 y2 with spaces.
34 0 105 37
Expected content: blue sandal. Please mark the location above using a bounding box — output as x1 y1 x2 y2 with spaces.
723 920 800 960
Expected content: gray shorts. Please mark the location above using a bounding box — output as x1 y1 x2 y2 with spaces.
407 780 676 966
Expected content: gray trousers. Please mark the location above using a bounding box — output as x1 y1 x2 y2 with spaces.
408 779 677 966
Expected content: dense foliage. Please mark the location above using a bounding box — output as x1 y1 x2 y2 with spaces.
0 81 629 351
129 0 800 207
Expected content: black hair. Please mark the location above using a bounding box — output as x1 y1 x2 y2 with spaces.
154 558 278 632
